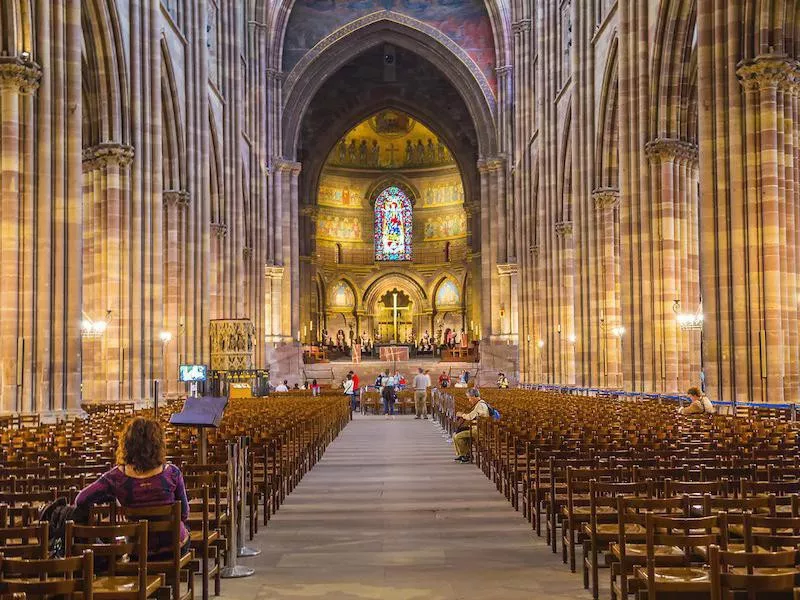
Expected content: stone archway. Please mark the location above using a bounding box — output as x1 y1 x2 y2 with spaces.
362 273 430 346
281 12 498 161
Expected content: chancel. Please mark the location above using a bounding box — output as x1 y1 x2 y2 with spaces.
3 0 800 598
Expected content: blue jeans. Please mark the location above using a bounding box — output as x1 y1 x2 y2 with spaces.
383 398 394 415
350 393 358 411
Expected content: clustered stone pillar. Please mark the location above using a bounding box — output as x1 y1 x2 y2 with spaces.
264 265 285 344
81 143 134 404
477 157 512 341
555 221 576 384
0 58 40 414
734 57 800 404
511 10 536 382
643 138 701 394
162 190 189 397
592 189 621 389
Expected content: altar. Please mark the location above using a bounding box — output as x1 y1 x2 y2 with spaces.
378 345 411 362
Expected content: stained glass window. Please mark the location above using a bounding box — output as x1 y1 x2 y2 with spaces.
374 186 412 261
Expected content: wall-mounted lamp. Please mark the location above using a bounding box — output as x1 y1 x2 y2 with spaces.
672 298 704 330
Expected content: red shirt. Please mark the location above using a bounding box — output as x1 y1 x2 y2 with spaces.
352 374 360 391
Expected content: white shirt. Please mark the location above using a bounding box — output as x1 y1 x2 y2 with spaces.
459 400 490 422
343 380 354 394
275 384 289 392
413 374 428 391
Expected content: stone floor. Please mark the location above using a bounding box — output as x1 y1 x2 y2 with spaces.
217 414 592 600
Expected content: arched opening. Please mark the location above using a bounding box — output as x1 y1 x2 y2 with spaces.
308 107 469 355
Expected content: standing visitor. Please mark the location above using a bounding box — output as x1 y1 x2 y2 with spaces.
351 370 360 411
275 380 289 392
382 377 397 419
413 368 429 420
497 372 509 389
439 371 451 388
310 379 320 397
343 374 355 411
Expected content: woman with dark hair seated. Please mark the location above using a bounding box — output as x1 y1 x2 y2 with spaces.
74 416 190 558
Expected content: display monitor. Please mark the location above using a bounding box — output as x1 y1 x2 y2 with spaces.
179 364 208 383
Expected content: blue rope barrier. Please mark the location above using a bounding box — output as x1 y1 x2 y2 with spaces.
517 383 797 417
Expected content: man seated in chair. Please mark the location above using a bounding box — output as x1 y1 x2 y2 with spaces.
452 388 489 463
678 386 715 415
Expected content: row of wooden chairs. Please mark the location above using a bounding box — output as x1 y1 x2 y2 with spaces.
435 388 800 599
0 392 352 599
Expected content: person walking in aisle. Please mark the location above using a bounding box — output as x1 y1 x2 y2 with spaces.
413 367 429 420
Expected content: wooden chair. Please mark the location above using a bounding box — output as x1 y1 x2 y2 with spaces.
0 549 95 599
0 523 48 559
609 496 689 600
186 485 222 600
581 480 653 600
121 502 194 600
708 544 800 600
634 513 721 599
65 519 163 599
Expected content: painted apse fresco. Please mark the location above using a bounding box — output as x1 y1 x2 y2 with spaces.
283 0 497 93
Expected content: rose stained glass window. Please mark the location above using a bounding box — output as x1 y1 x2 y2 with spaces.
374 186 412 261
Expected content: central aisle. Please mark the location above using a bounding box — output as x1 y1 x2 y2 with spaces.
222 415 585 600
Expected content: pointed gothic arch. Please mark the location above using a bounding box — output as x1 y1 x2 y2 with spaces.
266 0 512 76
281 13 498 160
650 0 697 142
0 0 32 57
161 38 185 191
595 37 619 190
81 0 129 147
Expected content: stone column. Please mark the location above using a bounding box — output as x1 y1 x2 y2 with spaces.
210 222 228 319
592 189 621 388
289 162 301 340
265 265 285 344
736 57 799 404
163 190 188 395
81 143 135 403
0 59 41 413
477 160 492 339
555 220 575 384
497 263 519 342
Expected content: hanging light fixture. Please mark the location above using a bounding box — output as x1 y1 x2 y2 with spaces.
673 299 704 331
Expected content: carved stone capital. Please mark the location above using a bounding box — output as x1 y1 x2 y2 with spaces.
644 138 699 164
242 246 253 260
82 143 135 171
737 55 800 91
273 157 302 175
266 68 284 82
512 19 532 34
497 262 519 276
530 245 539 257
163 189 190 209
592 188 620 210
265 265 285 279
496 65 513 77
300 205 318 218
211 222 228 239
555 221 573 237
0 58 42 94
